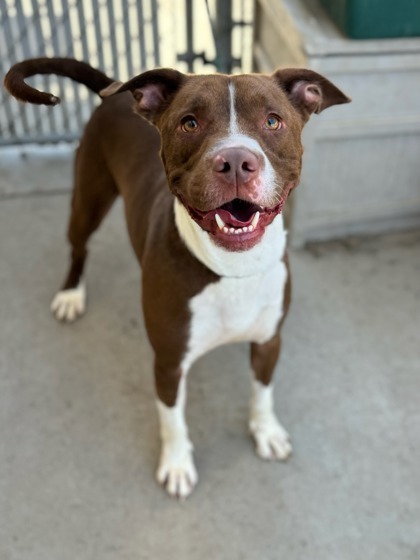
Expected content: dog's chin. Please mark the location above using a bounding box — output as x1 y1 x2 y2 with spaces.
183 197 286 251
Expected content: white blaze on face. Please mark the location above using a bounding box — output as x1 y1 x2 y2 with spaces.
207 81 278 206
228 82 240 136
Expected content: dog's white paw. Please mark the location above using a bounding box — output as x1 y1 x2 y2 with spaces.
50 282 86 322
249 413 292 461
156 438 198 499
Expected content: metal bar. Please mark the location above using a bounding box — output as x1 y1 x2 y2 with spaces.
61 0 84 129
177 0 197 71
29 0 56 134
1 0 33 59
186 0 194 72
0 132 80 147
204 0 217 43
16 0 41 135
240 0 245 66
122 0 134 77
150 0 160 67
0 0 18 141
0 0 31 135
136 0 147 70
0 87 17 142
14 1 29 55
45 0 71 132
91 0 105 70
76 0 95 112
215 0 233 73
106 0 119 78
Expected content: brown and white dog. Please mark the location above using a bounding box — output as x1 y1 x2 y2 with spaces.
4 58 350 498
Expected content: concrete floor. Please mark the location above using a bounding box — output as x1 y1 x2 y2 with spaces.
1 185 420 559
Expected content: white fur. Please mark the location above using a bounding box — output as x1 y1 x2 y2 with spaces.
174 199 286 278
50 281 86 322
249 380 292 460
206 82 278 207
228 82 240 136
157 82 290 497
183 256 288 372
156 376 198 498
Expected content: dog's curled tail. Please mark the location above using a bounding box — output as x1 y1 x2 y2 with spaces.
3 57 114 105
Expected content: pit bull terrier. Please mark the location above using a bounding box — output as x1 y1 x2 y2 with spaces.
4 58 350 498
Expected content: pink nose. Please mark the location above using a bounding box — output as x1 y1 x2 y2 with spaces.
213 147 260 186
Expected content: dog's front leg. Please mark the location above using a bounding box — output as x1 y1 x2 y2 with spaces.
249 335 292 461
155 364 197 499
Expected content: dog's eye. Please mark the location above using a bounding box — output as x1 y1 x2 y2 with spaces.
181 116 199 133
264 114 282 130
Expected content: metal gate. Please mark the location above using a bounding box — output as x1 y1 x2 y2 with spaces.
0 0 254 146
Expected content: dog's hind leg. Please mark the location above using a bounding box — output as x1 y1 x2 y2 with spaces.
51 147 118 322
249 334 293 461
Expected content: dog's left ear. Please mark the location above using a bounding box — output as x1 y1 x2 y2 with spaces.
273 68 351 122
100 68 186 123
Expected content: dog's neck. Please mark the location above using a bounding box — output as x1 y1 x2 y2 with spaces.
174 199 287 278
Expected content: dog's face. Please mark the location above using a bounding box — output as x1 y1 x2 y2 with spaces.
157 74 303 252
102 69 349 251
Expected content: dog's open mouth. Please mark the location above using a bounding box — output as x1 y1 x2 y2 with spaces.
184 197 287 250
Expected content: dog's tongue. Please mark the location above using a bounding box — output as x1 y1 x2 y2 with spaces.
188 199 260 229
199 208 254 228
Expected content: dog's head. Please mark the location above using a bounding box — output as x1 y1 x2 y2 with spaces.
101 68 350 251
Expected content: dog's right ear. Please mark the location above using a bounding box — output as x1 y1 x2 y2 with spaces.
100 69 186 123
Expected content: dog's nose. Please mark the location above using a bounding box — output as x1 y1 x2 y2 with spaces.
213 148 260 185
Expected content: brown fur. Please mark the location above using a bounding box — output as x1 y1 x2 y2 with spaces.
3 58 350 410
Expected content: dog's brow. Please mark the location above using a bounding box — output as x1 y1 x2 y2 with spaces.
179 95 216 114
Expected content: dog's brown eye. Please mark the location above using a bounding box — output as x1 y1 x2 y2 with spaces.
181 117 199 132
264 114 281 130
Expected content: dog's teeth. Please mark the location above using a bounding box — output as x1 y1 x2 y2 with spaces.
215 213 225 231
221 224 252 235
251 211 260 229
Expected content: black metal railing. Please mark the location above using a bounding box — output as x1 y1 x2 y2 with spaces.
0 0 253 146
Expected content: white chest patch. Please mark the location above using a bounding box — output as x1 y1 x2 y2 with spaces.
183 261 287 371
174 200 288 372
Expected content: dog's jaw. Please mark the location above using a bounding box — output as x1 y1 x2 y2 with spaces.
181 184 293 252
174 198 287 278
